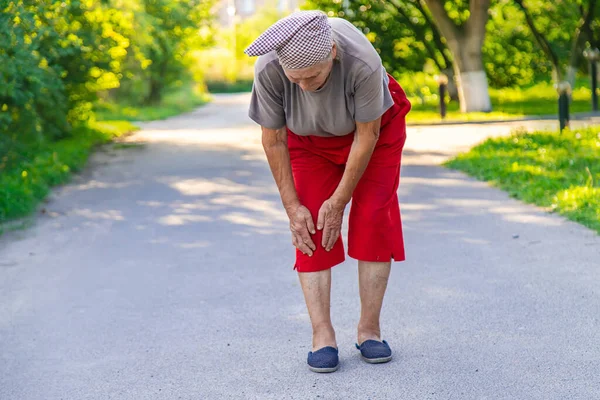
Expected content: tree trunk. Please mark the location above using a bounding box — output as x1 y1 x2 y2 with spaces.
146 78 162 105
567 0 598 90
422 0 492 112
566 66 578 92
453 44 492 112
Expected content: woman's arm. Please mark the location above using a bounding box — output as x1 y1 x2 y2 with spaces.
261 126 299 214
262 126 317 256
331 117 381 206
317 117 381 250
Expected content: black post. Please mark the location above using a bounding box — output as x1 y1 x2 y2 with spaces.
584 48 600 112
592 61 598 112
439 83 447 119
558 89 570 132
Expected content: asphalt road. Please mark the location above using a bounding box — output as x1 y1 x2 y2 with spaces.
1 94 599 400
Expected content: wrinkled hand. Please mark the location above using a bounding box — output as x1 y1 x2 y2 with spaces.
287 204 316 256
317 198 345 251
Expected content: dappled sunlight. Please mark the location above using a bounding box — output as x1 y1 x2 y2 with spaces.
506 162 565 180
67 180 141 192
170 201 216 212
133 127 262 148
220 212 273 228
178 241 211 249
462 238 492 245
488 205 562 226
402 176 484 188
211 194 288 222
71 209 124 221
416 197 564 226
162 177 263 196
137 200 164 208
501 213 563 226
157 214 213 226
434 198 501 208
489 205 533 214
400 203 439 211
252 228 290 235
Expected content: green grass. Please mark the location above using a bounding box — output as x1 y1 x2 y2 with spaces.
0 121 138 226
94 85 210 122
203 75 597 123
407 80 596 124
1 84 210 231
444 126 600 234
206 79 254 93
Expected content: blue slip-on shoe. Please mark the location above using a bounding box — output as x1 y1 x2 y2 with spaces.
307 346 339 373
355 340 392 364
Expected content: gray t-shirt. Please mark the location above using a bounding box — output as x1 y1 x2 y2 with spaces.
248 17 394 137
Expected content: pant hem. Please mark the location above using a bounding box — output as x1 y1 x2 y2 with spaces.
347 251 406 263
293 256 346 273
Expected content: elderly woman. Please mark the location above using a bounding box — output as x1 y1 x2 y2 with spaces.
244 10 411 373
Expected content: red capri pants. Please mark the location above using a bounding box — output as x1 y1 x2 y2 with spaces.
288 73 411 273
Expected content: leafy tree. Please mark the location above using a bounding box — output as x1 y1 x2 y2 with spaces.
513 0 599 86
1 0 68 149
483 2 551 88
140 0 215 104
1 0 130 144
302 0 459 99
422 0 493 112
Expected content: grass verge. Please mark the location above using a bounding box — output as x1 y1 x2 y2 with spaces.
444 126 600 234
0 121 138 227
407 81 595 124
94 85 210 122
206 79 254 94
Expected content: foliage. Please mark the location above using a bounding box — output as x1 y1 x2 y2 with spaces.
136 0 215 104
95 83 210 121
0 120 137 224
1 0 215 225
513 0 600 81
483 1 552 87
406 78 594 123
301 0 451 82
1 0 134 186
194 3 286 89
445 126 600 234
0 0 130 141
301 0 588 88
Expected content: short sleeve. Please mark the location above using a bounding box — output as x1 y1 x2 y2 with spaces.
353 66 389 123
248 61 286 129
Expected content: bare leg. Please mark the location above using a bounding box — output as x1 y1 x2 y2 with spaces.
357 261 391 344
298 269 337 352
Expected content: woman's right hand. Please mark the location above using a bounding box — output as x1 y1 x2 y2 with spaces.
287 204 317 256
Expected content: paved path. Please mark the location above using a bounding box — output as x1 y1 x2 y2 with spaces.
1 94 599 400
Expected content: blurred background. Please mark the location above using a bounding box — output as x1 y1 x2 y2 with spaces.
1 0 600 224
3 0 600 128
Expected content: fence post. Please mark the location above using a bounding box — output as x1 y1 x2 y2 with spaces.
556 81 571 132
434 74 448 119
583 48 600 112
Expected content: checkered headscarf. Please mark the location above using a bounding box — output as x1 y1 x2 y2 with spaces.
244 10 332 70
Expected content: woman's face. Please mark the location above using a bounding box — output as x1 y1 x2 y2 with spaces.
284 45 336 92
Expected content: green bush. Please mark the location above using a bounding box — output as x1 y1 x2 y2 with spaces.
194 4 284 92
445 126 600 233
0 121 137 224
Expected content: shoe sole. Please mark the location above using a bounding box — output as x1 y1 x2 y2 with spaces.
361 355 392 364
308 364 340 373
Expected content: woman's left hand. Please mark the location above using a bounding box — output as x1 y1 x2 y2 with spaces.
317 197 346 251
